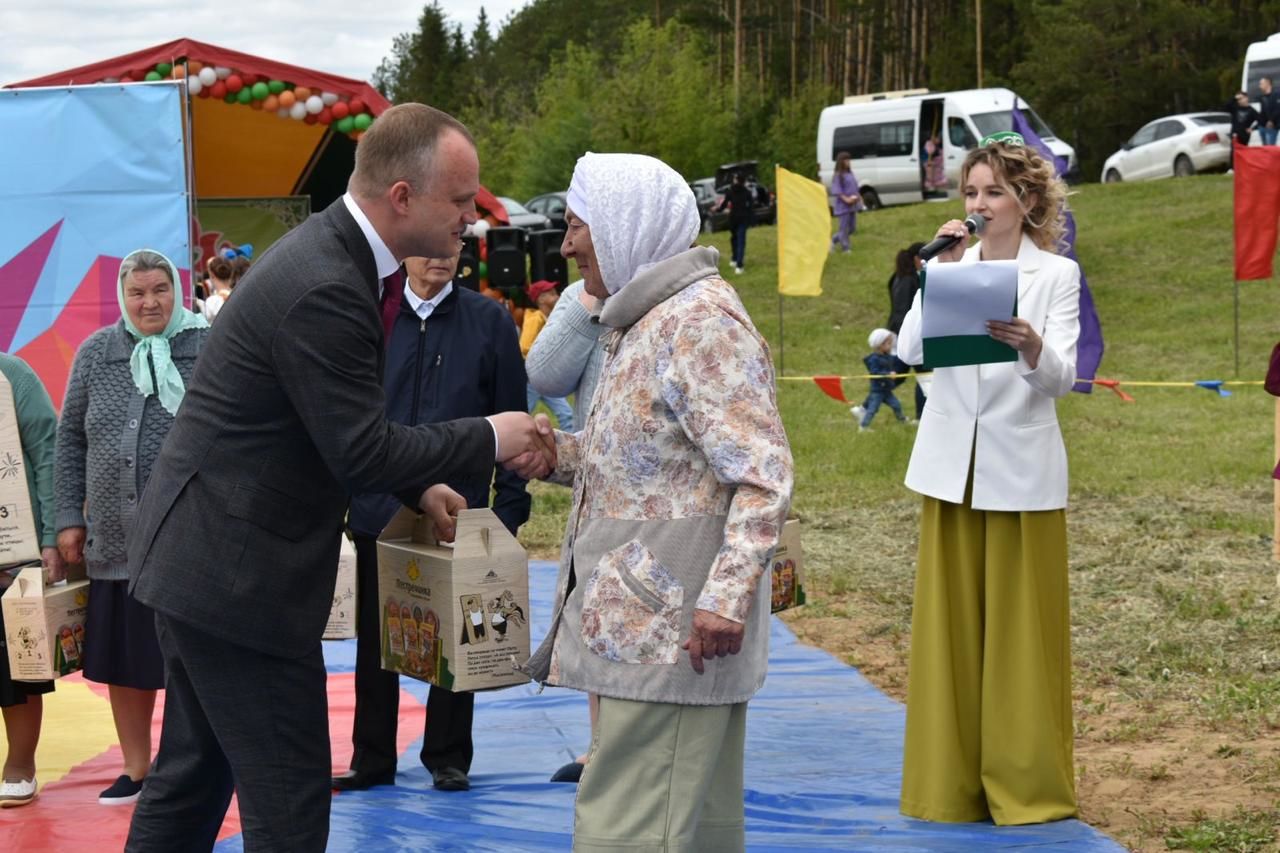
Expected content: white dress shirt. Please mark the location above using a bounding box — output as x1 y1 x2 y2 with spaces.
403 281 453 321
342 192 400 295
342 194 502 460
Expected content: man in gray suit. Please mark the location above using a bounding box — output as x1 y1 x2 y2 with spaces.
124 104 554 852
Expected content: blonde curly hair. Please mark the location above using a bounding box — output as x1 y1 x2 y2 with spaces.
961 142 1068 253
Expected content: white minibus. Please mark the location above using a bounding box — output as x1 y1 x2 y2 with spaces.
815 87 1076 208
1243 33 1280 142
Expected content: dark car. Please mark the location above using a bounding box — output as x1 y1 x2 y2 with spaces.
525 191 568 231
690 161 776 233
496 196 552 230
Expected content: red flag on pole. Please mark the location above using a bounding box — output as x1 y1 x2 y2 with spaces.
1233 142 1280 280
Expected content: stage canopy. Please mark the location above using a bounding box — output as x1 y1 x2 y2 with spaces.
3 40 510 409
9 37 509 258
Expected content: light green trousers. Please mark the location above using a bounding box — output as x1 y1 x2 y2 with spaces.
573 696 747 853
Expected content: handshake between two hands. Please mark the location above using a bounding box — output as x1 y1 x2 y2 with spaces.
490 411 558 480
417 412 557 541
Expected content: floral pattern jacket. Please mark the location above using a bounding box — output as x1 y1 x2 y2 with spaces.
524 246 794 706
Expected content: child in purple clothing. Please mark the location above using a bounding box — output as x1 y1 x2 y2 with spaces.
830 151 864 253
850 328 913 431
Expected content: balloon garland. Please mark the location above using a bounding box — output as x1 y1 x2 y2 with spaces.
99 57 374 142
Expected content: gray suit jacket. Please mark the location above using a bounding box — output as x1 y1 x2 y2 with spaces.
128 200 494 658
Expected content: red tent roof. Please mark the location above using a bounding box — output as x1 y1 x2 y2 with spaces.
8 38 392 114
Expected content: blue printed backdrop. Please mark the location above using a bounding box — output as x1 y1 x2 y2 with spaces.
0 81 189 408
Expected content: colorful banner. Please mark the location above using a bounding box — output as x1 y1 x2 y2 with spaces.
0 82 190 410
776 166 830 297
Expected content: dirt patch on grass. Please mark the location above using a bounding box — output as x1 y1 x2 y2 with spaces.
781 490 1280 851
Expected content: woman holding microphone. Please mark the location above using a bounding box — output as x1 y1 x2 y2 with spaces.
895 132 1081 825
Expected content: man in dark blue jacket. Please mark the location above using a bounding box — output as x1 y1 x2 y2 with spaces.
333 250 529 793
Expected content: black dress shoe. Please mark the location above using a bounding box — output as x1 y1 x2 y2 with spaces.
431 767 470 791
331 769 396 791
549 761 584 783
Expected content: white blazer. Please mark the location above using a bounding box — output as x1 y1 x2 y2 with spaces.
897 233 1081 511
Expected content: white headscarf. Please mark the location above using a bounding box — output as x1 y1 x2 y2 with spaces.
565 153 701 295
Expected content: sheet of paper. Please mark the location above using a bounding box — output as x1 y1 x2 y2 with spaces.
921 259 1018 339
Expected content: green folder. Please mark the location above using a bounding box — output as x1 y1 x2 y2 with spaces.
918 266 1019 368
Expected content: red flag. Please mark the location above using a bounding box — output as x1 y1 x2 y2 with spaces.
1233 142 1280 280
813 375 848 403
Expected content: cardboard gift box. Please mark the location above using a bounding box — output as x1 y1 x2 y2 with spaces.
2 564 90 681
0 372 41 569
377 507 530 693
769 519 806 613
323 535 358 640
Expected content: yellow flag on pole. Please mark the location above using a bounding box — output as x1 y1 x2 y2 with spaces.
775 165 830 297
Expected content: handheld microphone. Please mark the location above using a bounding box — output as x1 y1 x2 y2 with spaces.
917 214 985 262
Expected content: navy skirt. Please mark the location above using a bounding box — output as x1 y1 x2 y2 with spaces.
83 579 165 690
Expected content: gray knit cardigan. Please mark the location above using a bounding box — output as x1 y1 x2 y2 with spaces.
54 320 207 580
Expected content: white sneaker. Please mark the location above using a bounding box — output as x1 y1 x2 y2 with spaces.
849 405 865 420
734 265 744 274
858 425 872 432
0 777 37 808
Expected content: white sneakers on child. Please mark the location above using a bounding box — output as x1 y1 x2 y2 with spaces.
851 406 919 430
0 777 37 808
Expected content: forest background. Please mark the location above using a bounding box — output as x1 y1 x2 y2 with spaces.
372 0 1280 193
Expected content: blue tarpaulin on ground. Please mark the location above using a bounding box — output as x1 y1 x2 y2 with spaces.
215 561 1122 852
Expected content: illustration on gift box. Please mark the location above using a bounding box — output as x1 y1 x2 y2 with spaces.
459 594 487 645
331 587 353 623
58 625 81 668
421 608 439 640
14 625 45 663
386 597 404 655
488 590 525 642
403 600 419 652
771 558 796 611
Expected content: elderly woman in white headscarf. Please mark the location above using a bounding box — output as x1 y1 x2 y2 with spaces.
524 153 793 852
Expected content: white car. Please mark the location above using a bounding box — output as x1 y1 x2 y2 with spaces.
1102 113 1232 182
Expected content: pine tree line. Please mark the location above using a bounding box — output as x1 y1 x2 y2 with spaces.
372 0 1280 194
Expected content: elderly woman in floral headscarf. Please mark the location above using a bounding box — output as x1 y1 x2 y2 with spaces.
54 249 208 806
524 153 793 851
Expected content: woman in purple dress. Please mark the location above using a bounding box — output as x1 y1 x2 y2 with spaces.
830 151 863 253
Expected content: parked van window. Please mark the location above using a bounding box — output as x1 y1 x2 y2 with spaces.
970 108 1055 140
948 117 978 150
1246 59 1280 101
832 120 914 159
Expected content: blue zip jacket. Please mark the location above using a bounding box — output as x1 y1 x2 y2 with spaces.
864 352 907 394
347 284 530 538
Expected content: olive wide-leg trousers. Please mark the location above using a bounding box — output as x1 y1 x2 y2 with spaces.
900 494 1077 826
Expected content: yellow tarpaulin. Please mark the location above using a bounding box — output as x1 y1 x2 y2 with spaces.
776 165 830 297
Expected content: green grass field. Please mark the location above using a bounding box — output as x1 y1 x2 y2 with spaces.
521 174 1280 850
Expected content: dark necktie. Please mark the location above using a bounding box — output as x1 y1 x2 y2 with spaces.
380 268 405 343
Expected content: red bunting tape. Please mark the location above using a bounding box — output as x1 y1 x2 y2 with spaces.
1091 377 1135 403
